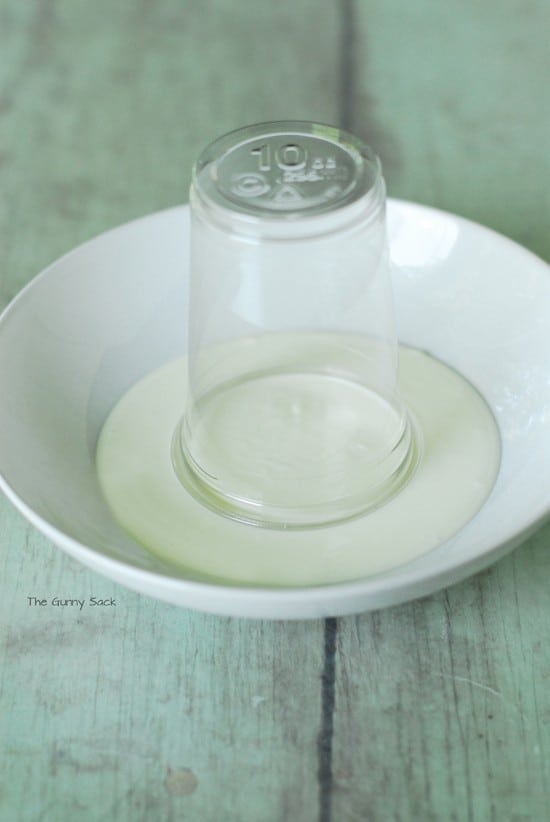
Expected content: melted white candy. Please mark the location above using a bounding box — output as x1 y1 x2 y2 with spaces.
96 347 501 587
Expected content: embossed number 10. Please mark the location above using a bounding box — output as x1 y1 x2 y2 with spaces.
251 143 307 171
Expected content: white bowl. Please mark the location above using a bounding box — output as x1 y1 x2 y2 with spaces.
1 201 549 619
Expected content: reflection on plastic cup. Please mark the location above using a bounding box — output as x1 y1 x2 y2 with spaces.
172 121 417 528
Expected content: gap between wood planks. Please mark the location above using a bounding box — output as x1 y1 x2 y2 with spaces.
318 617 338 822
316 3 356 820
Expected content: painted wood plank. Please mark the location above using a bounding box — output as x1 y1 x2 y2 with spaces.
0 1 343 818
0 0 342 308
348 0 550 261
330 526 550 821
1 500 325 821
329 1 550 819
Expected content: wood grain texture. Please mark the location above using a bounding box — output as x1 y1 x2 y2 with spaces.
330 3 550 819
350 0 550 261
1 499 325 821
0 1 337 819
1 0 549 820
331 525 550 821
0 0 341 307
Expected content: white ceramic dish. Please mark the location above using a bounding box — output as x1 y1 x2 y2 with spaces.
1 201 549 619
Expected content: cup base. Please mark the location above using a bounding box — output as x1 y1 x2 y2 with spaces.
172 369 419 530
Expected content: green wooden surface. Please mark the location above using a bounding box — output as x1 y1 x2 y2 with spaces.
1 1 549 820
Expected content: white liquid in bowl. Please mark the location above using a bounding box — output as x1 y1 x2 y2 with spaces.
96 346 501 587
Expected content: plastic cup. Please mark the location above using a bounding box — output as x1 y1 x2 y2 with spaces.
172 121 417 528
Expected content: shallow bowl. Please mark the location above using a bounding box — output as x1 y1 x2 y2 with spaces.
1 201 549 618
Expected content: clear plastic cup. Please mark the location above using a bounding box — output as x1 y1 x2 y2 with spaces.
172 121 417 528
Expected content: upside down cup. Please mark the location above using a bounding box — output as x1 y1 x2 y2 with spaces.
172 121 418 528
